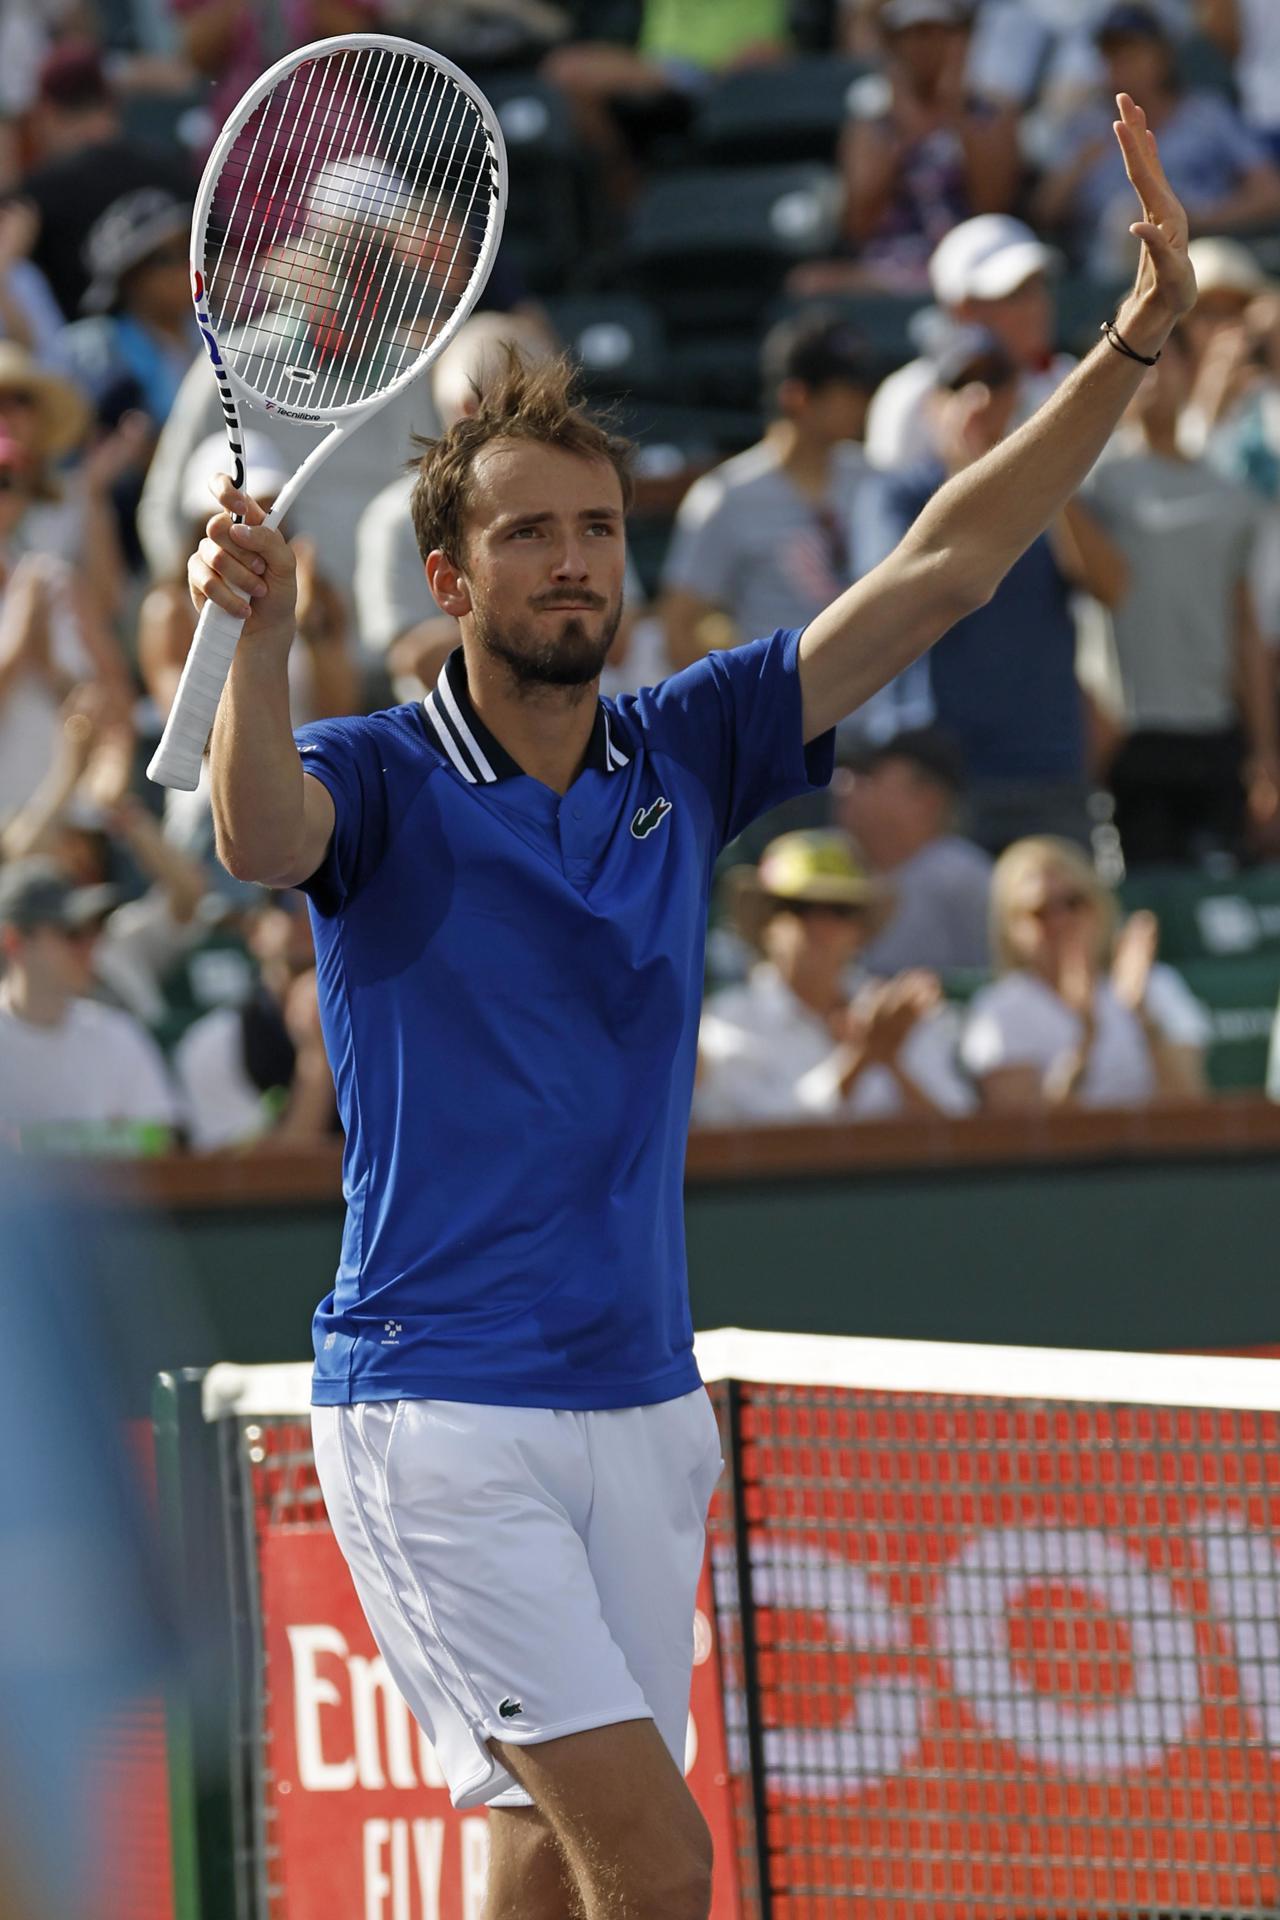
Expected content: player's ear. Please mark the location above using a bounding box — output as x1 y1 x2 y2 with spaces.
426 548 471 618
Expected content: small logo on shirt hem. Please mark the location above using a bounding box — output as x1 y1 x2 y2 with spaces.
498 1697 523 1719
631 796 673 840
381 1320 402 1345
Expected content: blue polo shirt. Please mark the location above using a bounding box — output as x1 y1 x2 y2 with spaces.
298 630 832 1409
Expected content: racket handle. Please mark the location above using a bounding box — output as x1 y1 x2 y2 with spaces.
146 598 248 791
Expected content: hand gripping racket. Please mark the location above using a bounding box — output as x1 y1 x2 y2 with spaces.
147 33 507 789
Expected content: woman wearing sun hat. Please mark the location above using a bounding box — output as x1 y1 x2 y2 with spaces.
0 337 137 628
695 828 973 1125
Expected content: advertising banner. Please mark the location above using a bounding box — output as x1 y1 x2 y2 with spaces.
258 1528 740 1920
732 1392 1280 1918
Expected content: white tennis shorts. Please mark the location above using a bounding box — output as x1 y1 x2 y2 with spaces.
311 1388 723 1810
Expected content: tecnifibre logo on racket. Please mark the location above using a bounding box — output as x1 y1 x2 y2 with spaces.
631 797 672 840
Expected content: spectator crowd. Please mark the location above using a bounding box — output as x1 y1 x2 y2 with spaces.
3 0 1280 1150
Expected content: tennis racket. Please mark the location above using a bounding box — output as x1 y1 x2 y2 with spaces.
147 33 507 790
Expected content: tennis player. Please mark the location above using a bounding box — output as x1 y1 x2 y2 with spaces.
193 97 1193 1920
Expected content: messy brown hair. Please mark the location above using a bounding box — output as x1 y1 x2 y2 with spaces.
408 346 634 566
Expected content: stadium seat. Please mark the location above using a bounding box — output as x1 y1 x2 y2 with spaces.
543 294 669 398
619 164 844 330
694 56 870 165
614 396 761 470
484 74 586 291
1121 866 1280 964
1172 956 1280 1091
764 289 930 375
666 330 766 411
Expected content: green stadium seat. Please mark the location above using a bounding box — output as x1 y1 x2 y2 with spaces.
543 294 669 397
666 330 766 410
1121 866 1280 964
614 397 761 468
694 57 870 165
764 289 930 376
1171 956 1280 1091
484 75 585 291
621 164 843 330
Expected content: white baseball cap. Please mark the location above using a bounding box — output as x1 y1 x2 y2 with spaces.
182 430 289 521
1187 236 1273 300
929 214 1057 308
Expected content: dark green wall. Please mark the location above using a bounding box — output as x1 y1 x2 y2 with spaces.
73 1148 1280 1415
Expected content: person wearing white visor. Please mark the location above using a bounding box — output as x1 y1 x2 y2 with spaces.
864 212 1075 470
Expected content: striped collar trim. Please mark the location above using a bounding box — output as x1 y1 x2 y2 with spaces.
422 648 629 785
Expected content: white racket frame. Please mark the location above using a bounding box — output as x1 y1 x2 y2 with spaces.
147 32 508 791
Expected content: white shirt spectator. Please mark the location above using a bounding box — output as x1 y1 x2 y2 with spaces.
0 553 93 816
663 440 867 640
0 994 180 1145
864 354 1074 471
695 961 973 1124
960 963 1211 1106
174 1005 272 1150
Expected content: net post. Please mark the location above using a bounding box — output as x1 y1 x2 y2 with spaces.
724 1377 775 1920
152 1368 237 1920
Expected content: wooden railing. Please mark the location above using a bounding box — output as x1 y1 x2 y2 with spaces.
59 1094 1280 1208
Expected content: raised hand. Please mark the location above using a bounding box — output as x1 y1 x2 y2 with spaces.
1110 909 1159 1016
188 472 297 648
1112 92 1197 328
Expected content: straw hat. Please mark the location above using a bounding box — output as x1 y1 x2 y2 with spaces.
725 829 891 949
0 343 90 459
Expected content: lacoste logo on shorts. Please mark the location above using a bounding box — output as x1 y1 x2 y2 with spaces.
498 1696 523 1719
631 796 672 840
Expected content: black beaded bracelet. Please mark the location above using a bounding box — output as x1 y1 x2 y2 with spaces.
1100 318 1161 367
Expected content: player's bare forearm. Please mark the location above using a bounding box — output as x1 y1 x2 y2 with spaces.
197 474 334 886
799 93 1197 741
210 646 307 884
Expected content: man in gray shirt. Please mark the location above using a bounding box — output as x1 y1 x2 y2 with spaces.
1082 327 1279 865
660 313 873 669
835 727 993 975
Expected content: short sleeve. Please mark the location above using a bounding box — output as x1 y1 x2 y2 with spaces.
960 978 1051 1077
660 471 739 603
619 628 835 850
293 713 394 914
1146 963 1213 1048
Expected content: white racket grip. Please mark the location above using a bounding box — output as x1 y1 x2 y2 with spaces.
146 598 248 791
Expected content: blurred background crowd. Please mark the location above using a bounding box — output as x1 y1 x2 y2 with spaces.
3 0 1280 1151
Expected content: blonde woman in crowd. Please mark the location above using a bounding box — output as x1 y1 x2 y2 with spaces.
960 835 1210 1107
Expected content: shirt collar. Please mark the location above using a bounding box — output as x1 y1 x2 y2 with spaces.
422 648 629 785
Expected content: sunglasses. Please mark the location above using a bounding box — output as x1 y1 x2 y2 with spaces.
772 897 867 921
1026 890 1090 921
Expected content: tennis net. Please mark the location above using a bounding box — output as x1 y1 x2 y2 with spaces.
171 1331 1280 1920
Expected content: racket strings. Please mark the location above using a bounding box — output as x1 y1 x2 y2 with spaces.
204 45 498 413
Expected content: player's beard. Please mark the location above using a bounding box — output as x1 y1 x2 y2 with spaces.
473 594 623 691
